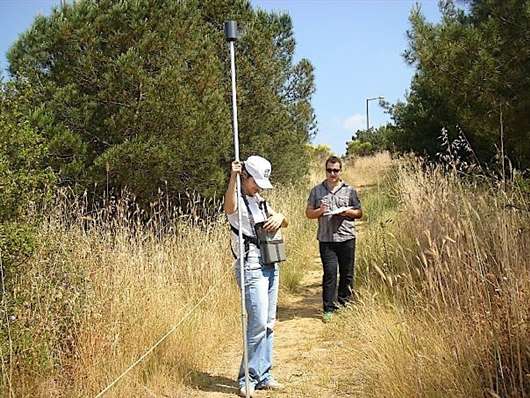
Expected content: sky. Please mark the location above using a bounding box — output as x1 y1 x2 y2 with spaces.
251 0 442 154
0 0 442 155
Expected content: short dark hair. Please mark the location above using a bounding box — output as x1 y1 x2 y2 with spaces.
241 163 250 179
325 156 342 169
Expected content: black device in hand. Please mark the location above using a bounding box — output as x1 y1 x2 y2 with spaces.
254 222 286 264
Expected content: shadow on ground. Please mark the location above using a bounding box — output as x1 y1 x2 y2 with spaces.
188 371 238 394
278 282 322 321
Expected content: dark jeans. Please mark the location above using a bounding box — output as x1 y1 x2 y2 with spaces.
319 239 355 313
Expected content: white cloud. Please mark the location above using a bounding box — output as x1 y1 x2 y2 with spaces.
341 113 366 132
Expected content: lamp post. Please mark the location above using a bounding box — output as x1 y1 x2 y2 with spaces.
365 96 384 131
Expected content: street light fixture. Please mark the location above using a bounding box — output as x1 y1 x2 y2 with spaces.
365 96 384 131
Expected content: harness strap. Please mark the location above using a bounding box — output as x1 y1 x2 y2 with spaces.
229 194 267 261
229 224 259 260
230 224 259 246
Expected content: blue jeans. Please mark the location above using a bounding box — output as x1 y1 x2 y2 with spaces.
235 255 279 388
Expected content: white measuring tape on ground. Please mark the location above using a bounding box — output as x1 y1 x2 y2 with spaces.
95 265 233 397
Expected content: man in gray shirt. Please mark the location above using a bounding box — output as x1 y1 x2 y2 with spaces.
306 156 362 322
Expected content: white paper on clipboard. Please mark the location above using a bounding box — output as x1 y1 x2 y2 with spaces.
323 206 353 216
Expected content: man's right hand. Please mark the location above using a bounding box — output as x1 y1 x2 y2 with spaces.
305 201 329 220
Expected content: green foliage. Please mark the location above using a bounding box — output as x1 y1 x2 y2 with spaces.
306 143 332 162
389 0 530 169
0 82 55 272
356 126 389 150
346 140 374 158
0 86 54 219
1 225 93 382
387 75 461 158
0 223 37 271
7 0 316 204
348 125 395 156
0 82 56 379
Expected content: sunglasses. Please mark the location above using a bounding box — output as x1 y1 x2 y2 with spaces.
326 168 341 173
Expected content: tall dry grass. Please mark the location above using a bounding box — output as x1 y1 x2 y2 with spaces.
345 151 394 189
325 303 485 397
1 173 316 396
332 155 529 397
266 170 321 293
6 151 527 397
3 194 241 397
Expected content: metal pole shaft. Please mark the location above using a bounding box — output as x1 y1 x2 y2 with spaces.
366 98 369 131
229 40 250 398
230 41 241 162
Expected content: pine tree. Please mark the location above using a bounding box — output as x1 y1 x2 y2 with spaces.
7 0 316 204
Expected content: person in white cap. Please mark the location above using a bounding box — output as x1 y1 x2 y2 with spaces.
224 155 287 397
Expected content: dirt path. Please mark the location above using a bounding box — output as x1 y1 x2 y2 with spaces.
178 162 380 398
181 256 343 398
175 157 383 398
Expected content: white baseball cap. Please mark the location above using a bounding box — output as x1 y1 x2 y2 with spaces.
244 155 273 189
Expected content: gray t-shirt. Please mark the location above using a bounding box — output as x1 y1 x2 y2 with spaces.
307 180 361 242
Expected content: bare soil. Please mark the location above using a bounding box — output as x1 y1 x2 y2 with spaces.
180 257 345 398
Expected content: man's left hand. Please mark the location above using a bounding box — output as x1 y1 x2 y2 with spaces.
339 208 362 219
263 214 284 231
339 209 351 217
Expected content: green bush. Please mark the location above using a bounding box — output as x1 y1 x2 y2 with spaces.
0 82 56 380
346 140 374 158
306 143 333 162
0 82 55 268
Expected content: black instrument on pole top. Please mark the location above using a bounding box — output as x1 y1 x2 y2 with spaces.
224 20 238 42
